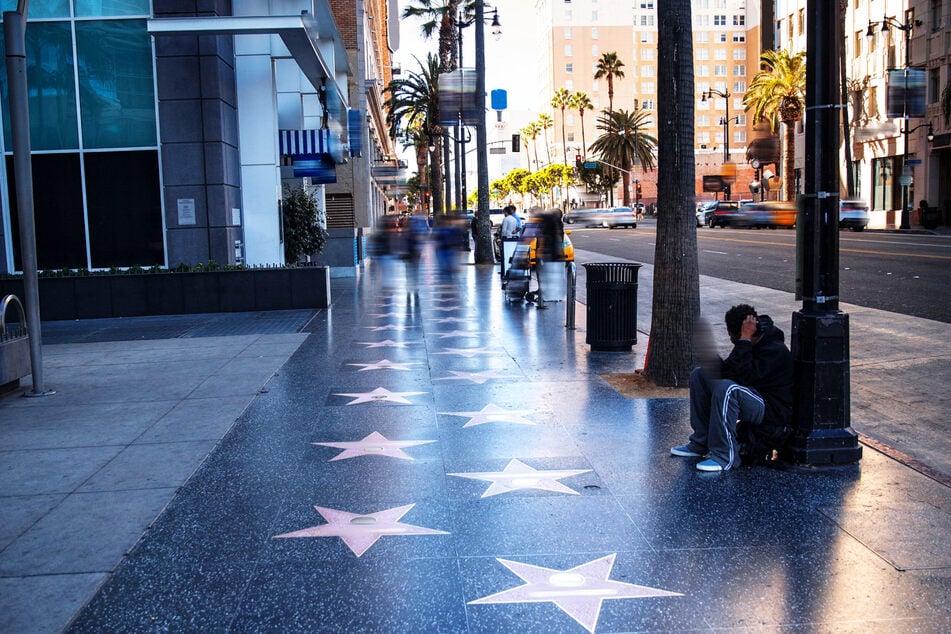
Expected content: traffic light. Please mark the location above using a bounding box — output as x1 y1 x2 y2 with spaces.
575 154 582 168
635 182 642 199
512 134 520 153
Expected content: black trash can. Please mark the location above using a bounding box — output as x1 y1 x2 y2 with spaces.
583 262 642 351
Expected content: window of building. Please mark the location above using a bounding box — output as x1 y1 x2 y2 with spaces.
567 132 575 142
733 65 745 76
696 15 709 27
1 21 79 151
733 15 745 26
566 63 573 73
854 31 862 58
76 0 150 16
714 48 727 60
591 27 598 39
698 114 710 127
76 19 157 149
592 11 598 21
718 32 728 43
641 99 654 110
565 79 574 90
640 15 654 26
564 27 572 39
696 31 709 43
591 45 599 56
85 150 163 267
733 81 746 93
640 32 654 44
929 67 940 103
641 66 654 78
641 49 654 61
696 65 709 77
714 65 727 76
932 0 944 32
797 9 805 35
1 0 69 17
697 131 710 144
697 48 709 60
564 9 572 20
640 1 654 8
733 48 746 60
732 34 745 43
565 44 573 56
714 15 726 26
640 82 654 93
733 130 746 144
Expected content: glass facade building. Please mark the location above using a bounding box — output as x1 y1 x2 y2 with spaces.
0 1 163 270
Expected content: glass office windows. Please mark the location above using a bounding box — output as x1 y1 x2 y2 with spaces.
6 154 87 269
76 20 155 148
75 0 150 17
0 1 69 18
86 151 163 267
0 21 79 151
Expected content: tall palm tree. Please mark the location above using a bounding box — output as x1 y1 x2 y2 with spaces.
521 122 541 171
569 91 594 158
743 49 806 202
645 0 699 387
587 109 657 207
537 113 554 165
594 52 625 113
402 0 468 72
384 54 443 214
551 88 572 166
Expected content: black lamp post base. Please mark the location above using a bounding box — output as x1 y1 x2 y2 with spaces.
789 310 862 466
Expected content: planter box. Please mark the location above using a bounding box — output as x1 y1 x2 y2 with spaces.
0 267 331 321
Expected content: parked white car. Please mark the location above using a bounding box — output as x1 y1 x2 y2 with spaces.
839 200 869 231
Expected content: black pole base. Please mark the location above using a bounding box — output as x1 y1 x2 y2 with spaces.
789 310 862 467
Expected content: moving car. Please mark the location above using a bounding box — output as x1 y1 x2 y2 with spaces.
599 206 638 229
705 200 742 228
735 201 797 229
839 199 869 231
563 207 602 225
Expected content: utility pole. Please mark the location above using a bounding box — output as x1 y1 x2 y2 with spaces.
789 1 860 466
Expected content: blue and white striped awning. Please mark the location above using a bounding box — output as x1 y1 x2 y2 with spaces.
279 129 331 157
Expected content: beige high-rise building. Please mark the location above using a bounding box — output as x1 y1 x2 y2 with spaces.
533 0 764 205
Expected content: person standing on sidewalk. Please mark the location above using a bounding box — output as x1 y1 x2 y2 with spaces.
671 304 794 472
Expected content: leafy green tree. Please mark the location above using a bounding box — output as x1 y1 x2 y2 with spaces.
384 54 443 215
282 186 328 264
743 49 806 202
645 0 700 387
551 88 572 167
594 52 625 113
587 109 657 207
569 91 594 157
577 163 619 200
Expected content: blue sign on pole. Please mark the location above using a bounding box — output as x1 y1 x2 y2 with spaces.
490 89 507 110
583 162 598 169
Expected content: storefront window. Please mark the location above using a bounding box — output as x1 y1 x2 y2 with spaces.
0 1 69 18
75 0 150 17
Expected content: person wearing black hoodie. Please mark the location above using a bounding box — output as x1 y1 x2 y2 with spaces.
671 304 794 472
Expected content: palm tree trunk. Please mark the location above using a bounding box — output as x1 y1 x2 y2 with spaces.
561 110 568 166
783 120 796 202
621 170 631 207
645 0 700 387
580 113 587 158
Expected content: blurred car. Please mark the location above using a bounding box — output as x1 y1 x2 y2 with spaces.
519 213 575 264
735 201 797 229
705 200 742 228
839 199 869 231
600 206 638 229
696 201 716 226
488 208 507 227
563 207 602 225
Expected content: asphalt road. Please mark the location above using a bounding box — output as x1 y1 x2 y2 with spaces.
566 219 951 324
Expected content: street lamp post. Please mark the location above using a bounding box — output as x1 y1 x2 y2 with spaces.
900 121 935 224
867 14 922 230
702 87 733 200
472 1 501 264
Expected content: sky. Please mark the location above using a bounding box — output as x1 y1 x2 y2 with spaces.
394 0 541 112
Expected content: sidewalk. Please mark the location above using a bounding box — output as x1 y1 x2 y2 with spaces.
1 248 949 632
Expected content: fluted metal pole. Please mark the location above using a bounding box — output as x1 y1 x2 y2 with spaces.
473 0 493 263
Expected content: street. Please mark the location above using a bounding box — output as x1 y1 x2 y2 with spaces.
566 220 951 324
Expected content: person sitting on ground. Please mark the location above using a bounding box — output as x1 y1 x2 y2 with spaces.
671 304 794 472
500 206 520 239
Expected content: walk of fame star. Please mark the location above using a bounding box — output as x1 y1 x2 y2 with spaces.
367 311 405 318
448 459 591 497
434 370 514 384
333 387 426 405
273 504 448 557
469 554 682 633
427 316 469 323
313 431 435 461
346 359 422 371
364 324 409 331
438 403 536 427
354 339 414 349
432 347 502 358
425 306 461 312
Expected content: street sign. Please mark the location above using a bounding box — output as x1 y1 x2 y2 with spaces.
899 175 913 186
583 162 598 169
906 159 922 165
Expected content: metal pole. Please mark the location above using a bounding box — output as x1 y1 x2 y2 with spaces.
723 90 731 200
4 5 52 397
900 25 911 230
473 0 492 263
565 261 576 329
789 0 859 466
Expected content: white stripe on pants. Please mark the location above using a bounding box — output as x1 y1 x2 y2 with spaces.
688 367 765 470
